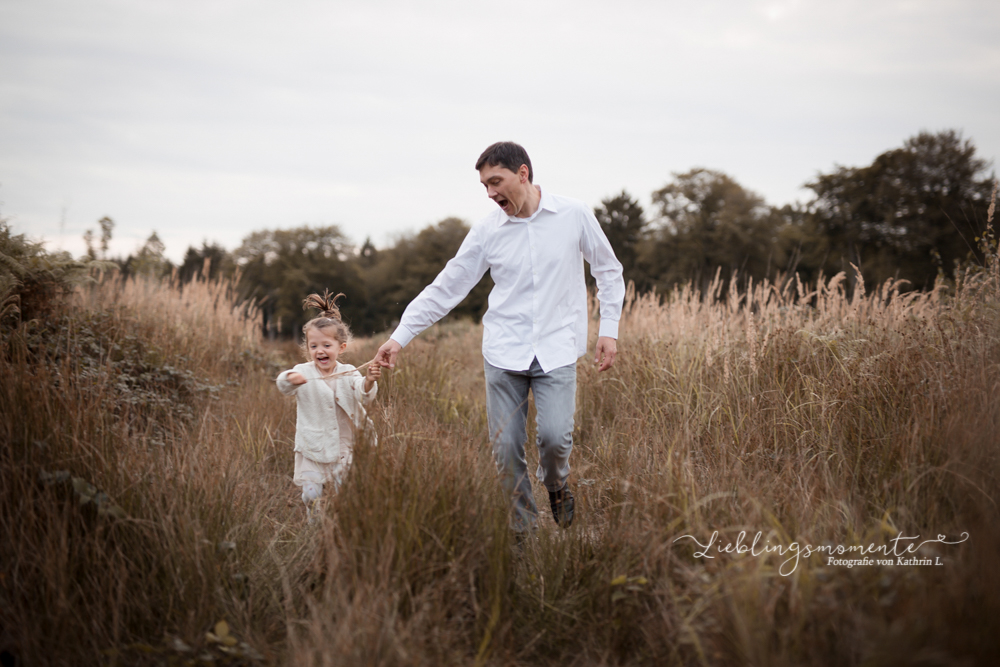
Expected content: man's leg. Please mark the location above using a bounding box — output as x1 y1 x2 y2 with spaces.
484 359 536 531
529 359 577 525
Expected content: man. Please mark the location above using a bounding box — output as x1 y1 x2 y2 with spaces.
374 141 624 532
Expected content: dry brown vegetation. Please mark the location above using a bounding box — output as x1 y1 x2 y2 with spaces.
2 240 1000 664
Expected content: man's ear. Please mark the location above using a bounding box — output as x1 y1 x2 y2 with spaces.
518 164 530 183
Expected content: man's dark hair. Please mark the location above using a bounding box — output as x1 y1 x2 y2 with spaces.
475 142 533 183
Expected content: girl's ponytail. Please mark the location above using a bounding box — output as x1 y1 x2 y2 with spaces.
303 290 346 322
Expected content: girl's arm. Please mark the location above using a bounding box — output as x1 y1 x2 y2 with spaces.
276 370 307 395
363 363 381 396
349 363 378 405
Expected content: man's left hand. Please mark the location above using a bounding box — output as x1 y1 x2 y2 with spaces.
594 336 617 372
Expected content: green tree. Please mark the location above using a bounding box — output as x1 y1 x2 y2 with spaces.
82 216 115 260
179 241 234 283
128 231 171 279
771 203 829 285
98 217 114 258
642 169 784 293
234 225 365 338
806 130 995 288
358 237 378 269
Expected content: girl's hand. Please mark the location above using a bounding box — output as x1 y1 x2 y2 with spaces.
364 360 381 393
287 372 307 386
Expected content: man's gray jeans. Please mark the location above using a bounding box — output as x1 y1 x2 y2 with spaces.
484 357 576 531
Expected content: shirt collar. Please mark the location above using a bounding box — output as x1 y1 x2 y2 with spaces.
502 185 558 224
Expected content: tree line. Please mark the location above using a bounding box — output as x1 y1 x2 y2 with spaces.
84 130 996 338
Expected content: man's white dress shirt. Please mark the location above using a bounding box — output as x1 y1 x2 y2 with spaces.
390 187 625 373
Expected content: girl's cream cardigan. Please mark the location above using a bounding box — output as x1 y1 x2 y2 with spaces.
276 361 377 463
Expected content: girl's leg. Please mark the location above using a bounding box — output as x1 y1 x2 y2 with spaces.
302 481 323 522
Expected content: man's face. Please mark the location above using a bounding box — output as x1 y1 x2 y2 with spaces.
479 163 529 217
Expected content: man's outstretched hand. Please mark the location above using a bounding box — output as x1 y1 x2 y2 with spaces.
594 336 617 372
374 339 402 369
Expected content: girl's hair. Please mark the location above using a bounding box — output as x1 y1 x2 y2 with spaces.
301 290 352 348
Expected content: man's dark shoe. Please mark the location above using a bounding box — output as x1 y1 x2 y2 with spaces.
549 484 575 527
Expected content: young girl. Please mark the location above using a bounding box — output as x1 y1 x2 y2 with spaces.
276 290 381 520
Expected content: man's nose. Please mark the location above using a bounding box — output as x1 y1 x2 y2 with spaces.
486 186 497 198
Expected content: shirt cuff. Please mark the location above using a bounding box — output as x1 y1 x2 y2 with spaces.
390 325 416 348
598 319 619 339
275 370 298 395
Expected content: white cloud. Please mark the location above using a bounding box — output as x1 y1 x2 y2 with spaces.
758 0 802 22
2 0 998 262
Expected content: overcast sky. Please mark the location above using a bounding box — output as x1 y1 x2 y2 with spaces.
2 0 998 263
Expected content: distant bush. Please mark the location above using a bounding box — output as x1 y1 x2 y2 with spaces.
0 218 114 332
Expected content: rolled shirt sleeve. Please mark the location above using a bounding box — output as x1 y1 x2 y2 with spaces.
579 207 625 340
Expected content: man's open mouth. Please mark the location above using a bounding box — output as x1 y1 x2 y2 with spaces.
497 198 509 210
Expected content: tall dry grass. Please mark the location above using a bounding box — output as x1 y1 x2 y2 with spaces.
2 247 999 665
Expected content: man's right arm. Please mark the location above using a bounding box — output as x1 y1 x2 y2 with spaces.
374 225 489 368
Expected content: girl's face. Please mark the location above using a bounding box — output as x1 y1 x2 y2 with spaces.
306 326 347 376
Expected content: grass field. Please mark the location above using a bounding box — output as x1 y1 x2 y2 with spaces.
2 254 999 665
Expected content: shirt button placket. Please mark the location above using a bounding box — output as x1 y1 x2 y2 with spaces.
529 223 539 350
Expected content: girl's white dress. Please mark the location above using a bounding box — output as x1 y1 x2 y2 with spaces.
276 361 377 488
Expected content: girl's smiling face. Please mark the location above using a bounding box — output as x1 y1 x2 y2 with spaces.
306 326 347 376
